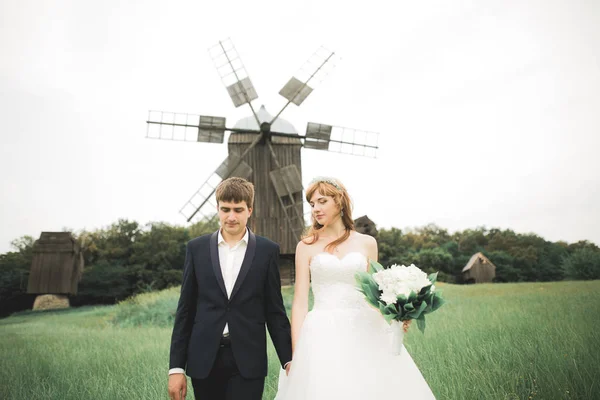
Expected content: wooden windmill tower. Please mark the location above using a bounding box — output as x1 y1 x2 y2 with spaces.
146 38 379 257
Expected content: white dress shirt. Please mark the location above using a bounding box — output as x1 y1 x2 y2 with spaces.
218 228 249 334
169 229 248 376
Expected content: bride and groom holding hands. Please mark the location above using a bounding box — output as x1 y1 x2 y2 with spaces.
168 176 435 399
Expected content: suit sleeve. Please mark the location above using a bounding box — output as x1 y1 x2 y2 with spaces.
264 244 293 368
169 242 198 370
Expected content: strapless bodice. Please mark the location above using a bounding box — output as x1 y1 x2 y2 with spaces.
310 252 370 310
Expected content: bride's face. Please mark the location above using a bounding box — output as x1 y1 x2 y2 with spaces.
309 192 340 225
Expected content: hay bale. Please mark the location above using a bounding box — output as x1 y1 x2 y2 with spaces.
32 294 70 310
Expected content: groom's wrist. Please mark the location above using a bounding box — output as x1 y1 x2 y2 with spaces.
169 368 185 375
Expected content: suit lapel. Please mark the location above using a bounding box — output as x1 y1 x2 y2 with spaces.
209 230 227 298
230 229 256 301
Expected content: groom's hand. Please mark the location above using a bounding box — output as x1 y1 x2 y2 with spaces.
285 362 292 376
168 373 187 400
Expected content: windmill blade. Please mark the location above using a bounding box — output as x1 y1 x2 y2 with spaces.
269 164 305 242
208 38 261 127
304 122 379 158
146 111 227 143
271 46 339 124
180 153 253 222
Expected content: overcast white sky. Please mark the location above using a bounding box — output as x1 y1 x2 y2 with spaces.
1 0 599 253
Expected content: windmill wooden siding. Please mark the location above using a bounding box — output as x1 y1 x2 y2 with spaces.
462 252 496 283
27 232 84 295
228 133 304 257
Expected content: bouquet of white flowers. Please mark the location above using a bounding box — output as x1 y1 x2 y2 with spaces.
355 260 445 354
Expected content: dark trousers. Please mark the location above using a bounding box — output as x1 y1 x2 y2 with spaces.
192 337 265 400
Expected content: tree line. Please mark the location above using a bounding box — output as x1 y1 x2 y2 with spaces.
1 219 599 317
377 224 599 283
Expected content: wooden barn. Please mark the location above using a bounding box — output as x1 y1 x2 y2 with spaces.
462 252 496 283
354 215 378 238
27 232 84 295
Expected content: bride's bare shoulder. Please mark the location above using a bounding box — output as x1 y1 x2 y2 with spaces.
296 238 324 262
351 230 377 246
297 236 317 251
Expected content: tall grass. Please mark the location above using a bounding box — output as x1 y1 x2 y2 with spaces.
1 281 599 399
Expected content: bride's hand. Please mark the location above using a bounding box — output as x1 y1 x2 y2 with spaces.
402 320 412 333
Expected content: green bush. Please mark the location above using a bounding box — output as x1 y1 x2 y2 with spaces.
562 248 600 280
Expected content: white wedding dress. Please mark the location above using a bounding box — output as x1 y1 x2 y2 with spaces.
275 252 436 400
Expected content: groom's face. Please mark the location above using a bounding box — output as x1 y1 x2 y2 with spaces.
218 200 252 238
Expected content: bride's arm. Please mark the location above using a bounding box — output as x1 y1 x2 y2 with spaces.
366 234 378 263
291 241 310 355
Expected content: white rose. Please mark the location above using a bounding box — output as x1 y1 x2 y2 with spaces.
394 284 412 298
380 291 398 305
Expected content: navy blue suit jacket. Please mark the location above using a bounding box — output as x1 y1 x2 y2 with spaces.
169 229 292 379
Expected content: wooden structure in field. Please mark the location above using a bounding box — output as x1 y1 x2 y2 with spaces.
27 232 84 295
462 252 496 283
354 215 378 238
146 38 379 256
229 106 304 254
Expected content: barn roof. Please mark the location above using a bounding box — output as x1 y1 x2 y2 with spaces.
462 252 495 272
354 215 374 224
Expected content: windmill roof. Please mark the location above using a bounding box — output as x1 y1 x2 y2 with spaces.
462 252 495 272
233 105 298 134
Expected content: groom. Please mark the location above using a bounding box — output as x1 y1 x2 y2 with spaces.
168 177 292 400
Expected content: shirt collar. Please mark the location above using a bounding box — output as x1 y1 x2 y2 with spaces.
217 227 249 246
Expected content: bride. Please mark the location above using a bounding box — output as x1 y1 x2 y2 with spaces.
275 177 436 399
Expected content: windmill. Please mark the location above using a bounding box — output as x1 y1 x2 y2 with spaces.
146 38 379 260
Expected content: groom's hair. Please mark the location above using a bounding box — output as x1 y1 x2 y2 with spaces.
216 177 254 210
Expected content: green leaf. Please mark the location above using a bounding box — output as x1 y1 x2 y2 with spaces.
428 272 438 284
361 288 378 307
365 287 380 306
407 291 417 303
418 291 433 304
403 303 415 312
369 260 384 273
396 294 407 304
423 300 432 313
383 313 395 324
355 272 381 307
419 283 432 296
354 272 379 307
354 271 370 284
366 280 382 303
423 293 435 312
431 293 446 312
397 307 405 318
407 301 427 319
416 316 426 334
385 303 398 315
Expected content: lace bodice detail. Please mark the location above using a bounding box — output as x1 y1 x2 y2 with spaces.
310 252 370 310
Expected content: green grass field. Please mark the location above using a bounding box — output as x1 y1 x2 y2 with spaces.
1 281 599 399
